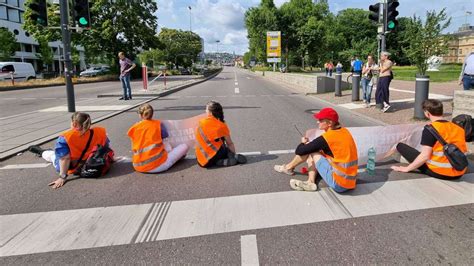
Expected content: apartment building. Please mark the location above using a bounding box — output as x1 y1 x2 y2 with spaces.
443 24 474 63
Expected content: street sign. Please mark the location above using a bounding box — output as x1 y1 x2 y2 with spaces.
267 58 281 63
266 31 281 57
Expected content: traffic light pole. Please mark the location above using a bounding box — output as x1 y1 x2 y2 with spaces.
59 0 76 112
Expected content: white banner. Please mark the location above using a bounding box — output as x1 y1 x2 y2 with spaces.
161 114 207 148
305 124 425 165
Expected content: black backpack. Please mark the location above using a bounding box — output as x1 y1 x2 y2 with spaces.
80 144 114 178
426 125 469 171
452 114 473 142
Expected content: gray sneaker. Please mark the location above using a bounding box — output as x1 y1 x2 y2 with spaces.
274 164 295 175
290 179 317 191
382 105 391 113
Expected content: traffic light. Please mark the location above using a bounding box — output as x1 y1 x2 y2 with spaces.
28 0 48 27
368 3 381 23
73 0 91 28
386 0 399 31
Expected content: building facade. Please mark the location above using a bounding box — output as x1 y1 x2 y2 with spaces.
443 24 474 64
0 0 86 74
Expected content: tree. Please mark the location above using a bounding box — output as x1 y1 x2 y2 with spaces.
23 0 160 68
403 9 451 76
385 17 411 65
0 28 17 61
36 39 53 71
158 28 202 69
138 49 166 67
245 0 279 64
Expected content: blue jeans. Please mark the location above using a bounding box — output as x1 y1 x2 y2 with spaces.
361 77 373 103
120 75 132 99
316 157 348 193
463 74 474 90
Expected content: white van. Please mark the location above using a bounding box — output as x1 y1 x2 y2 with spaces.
0 62 36 82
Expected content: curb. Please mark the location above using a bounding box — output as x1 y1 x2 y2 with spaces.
0 68 223 161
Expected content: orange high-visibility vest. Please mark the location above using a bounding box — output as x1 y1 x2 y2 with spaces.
426 121 467 177
321 128 359 189
127 119 168 172
62 127 108 174
195 116 230 166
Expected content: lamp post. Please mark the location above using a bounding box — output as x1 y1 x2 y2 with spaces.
215 40 220 65
188 6 192 32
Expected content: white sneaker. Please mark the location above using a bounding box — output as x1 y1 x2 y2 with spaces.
366 103 370 108
290 179 304 191
290 179 317 191
382 105 391 113
274 164 295 175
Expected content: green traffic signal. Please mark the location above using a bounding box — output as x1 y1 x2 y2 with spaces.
387 21 395 30
79 17 88 26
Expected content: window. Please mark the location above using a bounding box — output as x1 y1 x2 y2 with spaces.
0 6 7 20
1 65 15 73
7 8 19 22
24 43 32 52
459 49 462 55
7 0 18 7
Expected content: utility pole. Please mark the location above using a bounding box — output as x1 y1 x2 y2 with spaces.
188 6 192 32
59 0 75 112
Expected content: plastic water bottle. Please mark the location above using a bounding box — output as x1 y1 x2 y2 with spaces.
366 147 376 175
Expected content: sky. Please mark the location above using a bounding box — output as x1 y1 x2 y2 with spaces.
155 0 474 55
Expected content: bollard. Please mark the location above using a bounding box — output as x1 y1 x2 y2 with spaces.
335 72 342 97
10 72 14 86
352 73 361 101
414 75 430 119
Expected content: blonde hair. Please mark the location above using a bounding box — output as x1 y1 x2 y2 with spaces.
138 104 154 120
71 112 91 134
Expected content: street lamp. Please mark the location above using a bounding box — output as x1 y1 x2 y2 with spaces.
188 6 192 32
215 40 220 65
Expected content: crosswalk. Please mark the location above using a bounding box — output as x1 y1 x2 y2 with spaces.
1 175 472 257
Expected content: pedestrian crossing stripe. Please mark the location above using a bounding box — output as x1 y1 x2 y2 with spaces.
1 175 472 257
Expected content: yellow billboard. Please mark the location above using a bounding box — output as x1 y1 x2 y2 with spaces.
266 31 281 58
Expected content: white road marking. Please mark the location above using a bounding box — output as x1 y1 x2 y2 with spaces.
39 105 132 112
235 88 240 94
235 82 239 86
246 77 251 80
200 96 212 98
1 176 472 257
268 149 295 155
0 163 51 170
240 151 262 156
241 235 259 266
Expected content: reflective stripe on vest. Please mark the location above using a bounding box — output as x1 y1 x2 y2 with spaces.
427 160 452 168
329 160 357 180
133 143 163 156
427 121 467 176
133 149 165 167
196 144 209 160
198 126 219 152
333 159 358 169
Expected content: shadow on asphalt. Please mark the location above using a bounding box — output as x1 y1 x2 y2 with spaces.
387 99 452 114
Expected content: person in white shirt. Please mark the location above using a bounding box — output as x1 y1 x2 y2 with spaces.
459 52 474 90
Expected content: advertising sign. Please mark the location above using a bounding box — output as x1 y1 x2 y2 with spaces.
266 31 281 58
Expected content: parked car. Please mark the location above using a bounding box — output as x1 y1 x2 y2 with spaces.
179 67 191 75
0 62 36 82
79 66 110 77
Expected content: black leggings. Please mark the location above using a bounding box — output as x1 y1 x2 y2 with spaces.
396 143 462 180
202 144 229 168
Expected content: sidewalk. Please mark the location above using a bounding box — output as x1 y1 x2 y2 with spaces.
0 72 220 160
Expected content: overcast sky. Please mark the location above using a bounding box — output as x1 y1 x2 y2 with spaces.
155 0 474 55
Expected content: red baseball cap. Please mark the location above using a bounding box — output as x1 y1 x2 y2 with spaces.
313 107 339 123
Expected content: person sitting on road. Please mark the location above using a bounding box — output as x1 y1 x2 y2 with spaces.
274 108 358 192
391 99 468 179
128 104 189 173
28 112 110 189
195 101 247 167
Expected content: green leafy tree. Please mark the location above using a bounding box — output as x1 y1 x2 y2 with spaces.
403 9 451 76
36 39 53 70
245 0 279 64
0 28 17 61
385 17 411 65
138 49 166 67
158 28 202 69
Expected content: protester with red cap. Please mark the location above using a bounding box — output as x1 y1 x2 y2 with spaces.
274 107 358 192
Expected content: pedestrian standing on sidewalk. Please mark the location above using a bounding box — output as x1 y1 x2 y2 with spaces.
118 52 136 101
376 51 393 112
391 99 468 179
324 62 329 76
328 61 334 77
459 51 474 90
336 62 343 74
128 104 189 173
274 108 358 192
361 55 377 108
28 112 111 189
352 56 363 75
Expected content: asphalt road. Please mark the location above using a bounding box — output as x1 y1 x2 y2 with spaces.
0 67 472 264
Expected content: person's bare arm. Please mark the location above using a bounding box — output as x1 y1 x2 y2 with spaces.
48 154 71 189
391 145 432 173
224 135 236 153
